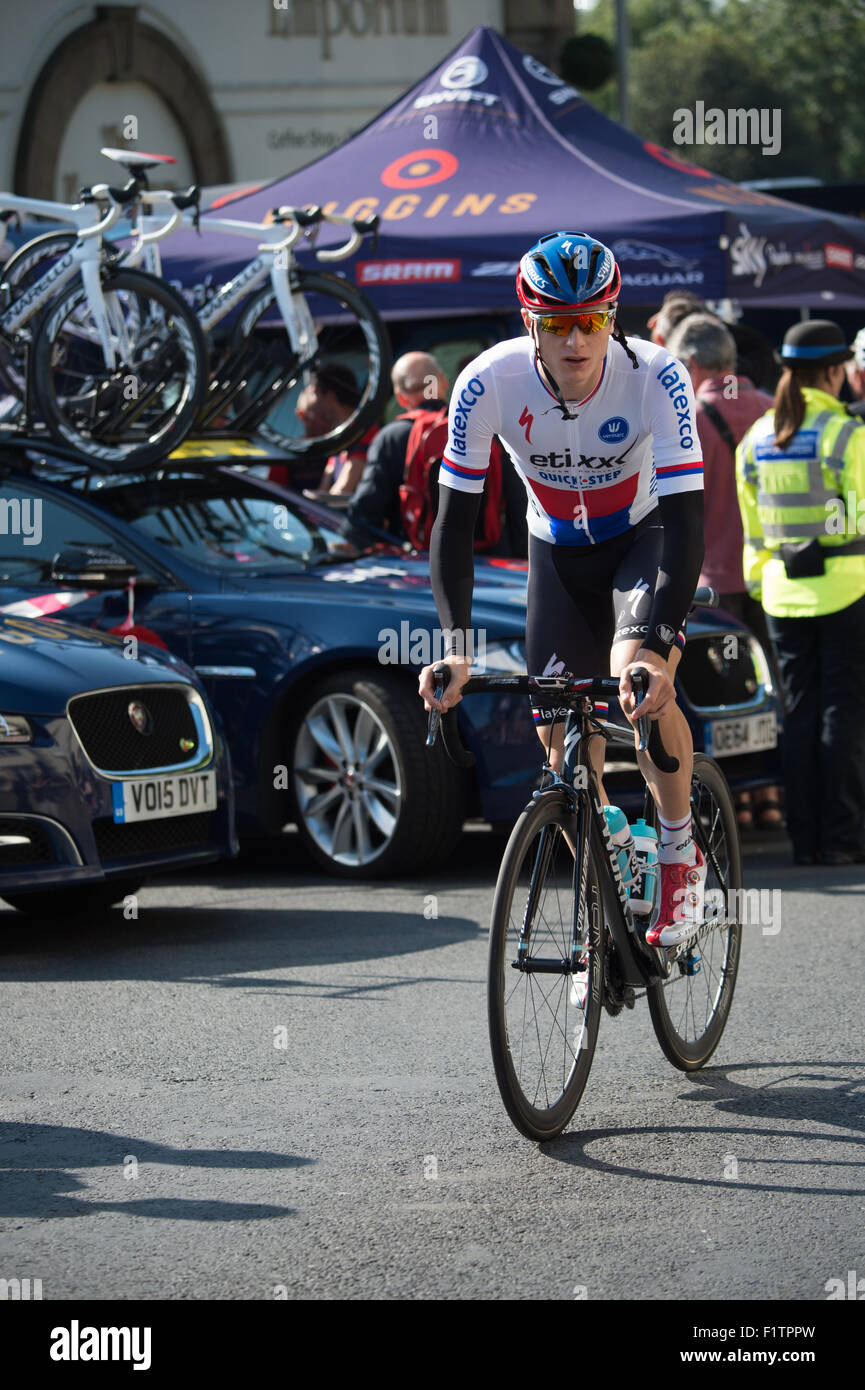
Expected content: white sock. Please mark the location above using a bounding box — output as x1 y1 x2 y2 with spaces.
658 812 697 865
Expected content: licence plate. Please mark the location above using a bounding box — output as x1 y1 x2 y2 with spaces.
705 710 778 758
111 770 217 823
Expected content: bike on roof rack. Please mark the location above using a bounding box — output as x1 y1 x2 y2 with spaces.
0 148 392 469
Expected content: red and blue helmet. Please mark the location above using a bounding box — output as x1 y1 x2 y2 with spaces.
517 232 621 313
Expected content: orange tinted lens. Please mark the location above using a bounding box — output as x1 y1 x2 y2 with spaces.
537 311 611 335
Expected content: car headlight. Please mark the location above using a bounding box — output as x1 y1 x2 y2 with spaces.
471 639 526 675
0 714 32 743
747 635 774 697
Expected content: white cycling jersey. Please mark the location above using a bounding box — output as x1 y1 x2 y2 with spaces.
441 335 703 545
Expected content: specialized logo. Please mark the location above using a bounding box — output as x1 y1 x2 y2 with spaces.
627 579 650 618
541 652 567 677
519 405 534 444
598 416 629 444
449 377 485 456
656 361 695 448
440 56 488 88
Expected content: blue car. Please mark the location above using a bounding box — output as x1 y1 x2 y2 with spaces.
0 440 780 878
0 609 235 915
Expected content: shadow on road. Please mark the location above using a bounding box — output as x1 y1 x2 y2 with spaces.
0 1121 310 1220
539 1060 865 1196
0 904 483 984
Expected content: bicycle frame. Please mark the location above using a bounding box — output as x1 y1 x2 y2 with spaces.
0 190 123 367
539 701 667 992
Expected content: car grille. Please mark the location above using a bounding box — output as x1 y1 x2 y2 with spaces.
68 686 202 773
93 812 214 863
0 819 57 866
677 634 760 708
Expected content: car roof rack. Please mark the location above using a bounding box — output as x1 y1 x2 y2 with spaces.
0 431 294 481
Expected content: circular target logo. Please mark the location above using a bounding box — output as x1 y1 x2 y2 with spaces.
381 149 459 189
440 56 488 89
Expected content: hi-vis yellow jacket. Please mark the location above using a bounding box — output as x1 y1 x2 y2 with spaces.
736 387 865 617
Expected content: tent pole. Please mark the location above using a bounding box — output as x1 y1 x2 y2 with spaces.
616 0 630 129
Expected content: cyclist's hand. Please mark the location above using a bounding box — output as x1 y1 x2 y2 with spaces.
418 656 472 712
619 649 676 723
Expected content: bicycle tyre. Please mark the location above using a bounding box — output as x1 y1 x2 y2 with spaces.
646 753 742 1070
225 270 391 460
31 265 207 469
488 791 604 1142
0 230 80 399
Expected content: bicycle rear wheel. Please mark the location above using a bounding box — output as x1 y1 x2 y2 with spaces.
488 791 604 1142
223 270 391 460
31 266 206 468
647 753 742 1070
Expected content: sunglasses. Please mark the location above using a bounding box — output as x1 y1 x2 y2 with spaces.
533 308 616 336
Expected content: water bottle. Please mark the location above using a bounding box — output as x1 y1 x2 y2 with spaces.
603 805 637 890
629 818 660 916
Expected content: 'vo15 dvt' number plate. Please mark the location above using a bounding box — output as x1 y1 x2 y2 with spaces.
111 770 217 824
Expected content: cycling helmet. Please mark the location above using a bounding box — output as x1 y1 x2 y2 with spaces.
517 231 621 313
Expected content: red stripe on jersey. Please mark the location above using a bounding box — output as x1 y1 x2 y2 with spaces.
525 469 639 519
656 459 704 475
441 454 486 479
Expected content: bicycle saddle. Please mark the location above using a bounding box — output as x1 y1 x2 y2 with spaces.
100 148 178 176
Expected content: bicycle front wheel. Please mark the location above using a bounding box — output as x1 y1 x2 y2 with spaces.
226 271 391 460
31 266 206 468
0 229 80 399
647 753 742 1070
488 792 604 1142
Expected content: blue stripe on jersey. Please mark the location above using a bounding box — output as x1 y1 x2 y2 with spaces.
548 502 635 545
441 457 485 481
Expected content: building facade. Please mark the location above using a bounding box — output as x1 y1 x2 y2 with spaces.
0 0 574 199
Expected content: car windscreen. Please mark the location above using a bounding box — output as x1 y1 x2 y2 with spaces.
77 475 365 574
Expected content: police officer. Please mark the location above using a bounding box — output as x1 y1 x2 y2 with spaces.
737 320 865 864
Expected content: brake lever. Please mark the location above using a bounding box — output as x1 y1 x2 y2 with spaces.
631 668 651 751
425 662 450 747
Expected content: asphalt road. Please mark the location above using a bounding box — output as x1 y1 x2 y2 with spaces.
1 827 863 1302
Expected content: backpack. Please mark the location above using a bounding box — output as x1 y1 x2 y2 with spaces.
397 406 504 552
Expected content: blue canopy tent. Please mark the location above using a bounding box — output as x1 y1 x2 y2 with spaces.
163 26 865 314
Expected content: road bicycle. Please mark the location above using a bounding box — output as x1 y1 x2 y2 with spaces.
0 159 207 468
1 149 392 463
426 589 742 1141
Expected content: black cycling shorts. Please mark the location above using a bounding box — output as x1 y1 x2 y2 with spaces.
525 516 686 727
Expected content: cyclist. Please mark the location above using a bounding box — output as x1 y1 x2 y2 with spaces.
418 231 707 945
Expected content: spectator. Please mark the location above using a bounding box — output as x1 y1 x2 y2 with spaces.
347 351 450 539
666 312 782 829
647 291 707 345
268 364 376 496
845 327 865 416
736 319 865 864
